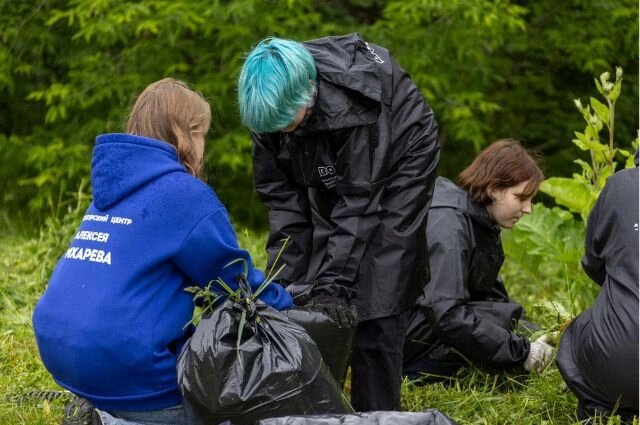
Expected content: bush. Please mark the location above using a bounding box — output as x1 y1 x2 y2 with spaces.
503 68 638 316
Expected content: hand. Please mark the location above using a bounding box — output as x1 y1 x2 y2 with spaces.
306 295 358 328
523 335 555 373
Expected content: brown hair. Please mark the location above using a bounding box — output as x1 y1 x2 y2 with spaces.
126 78 211 177
457 138 544 205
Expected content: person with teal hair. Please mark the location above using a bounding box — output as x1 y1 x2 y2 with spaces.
239 37 317 133
238 34 440 411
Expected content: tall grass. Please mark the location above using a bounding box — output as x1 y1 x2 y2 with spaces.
0 211 636 424
1 235 71 423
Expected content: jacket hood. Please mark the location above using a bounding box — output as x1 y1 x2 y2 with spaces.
303 33 388 104
295 33 390 134
431 177 496 230
91 133 186 210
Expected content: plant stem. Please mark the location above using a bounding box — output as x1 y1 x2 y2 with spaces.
608 99 615 168
587 120 600 187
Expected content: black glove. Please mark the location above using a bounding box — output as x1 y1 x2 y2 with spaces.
287 279 356 306
285 281 316 306
306 295 358 328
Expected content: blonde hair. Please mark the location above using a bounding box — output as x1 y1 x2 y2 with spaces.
126 78 211 177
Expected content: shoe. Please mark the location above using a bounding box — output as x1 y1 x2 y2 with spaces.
62 397 102 425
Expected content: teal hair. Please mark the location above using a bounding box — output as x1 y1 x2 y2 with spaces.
238 37 317 133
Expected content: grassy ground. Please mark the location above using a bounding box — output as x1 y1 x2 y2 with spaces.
1 233 66 424
0 214 635 424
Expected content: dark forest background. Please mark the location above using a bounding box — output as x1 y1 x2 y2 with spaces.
1 0 637 229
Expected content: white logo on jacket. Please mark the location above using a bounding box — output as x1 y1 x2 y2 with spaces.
365 42 384 64
318 165 337 189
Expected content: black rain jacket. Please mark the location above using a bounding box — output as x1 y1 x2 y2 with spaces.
251 34 440 321
404 177 530 369
556 167 639 415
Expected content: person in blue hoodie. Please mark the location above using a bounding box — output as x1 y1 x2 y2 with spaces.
32 78 293 425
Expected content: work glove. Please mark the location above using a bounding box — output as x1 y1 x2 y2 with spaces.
306 295 358 329
285 281 315 306
287 280 355 307
523 335 555 373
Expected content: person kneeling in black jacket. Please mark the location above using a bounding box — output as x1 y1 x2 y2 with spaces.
404 139 553 381
556 163 638 423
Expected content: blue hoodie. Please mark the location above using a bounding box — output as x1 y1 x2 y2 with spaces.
33 133 293 411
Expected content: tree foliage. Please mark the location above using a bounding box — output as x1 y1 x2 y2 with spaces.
0 0 637 227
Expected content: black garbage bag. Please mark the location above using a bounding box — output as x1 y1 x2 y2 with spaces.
283 307 355 388
255 409 460 424
177 283 353 425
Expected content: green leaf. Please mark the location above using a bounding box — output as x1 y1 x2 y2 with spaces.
594 77 604 96
589 97 609 126
609 79 622 102
539 178 597 218
507 204 584 263
572 131 591 151
596 164 616 190
572 159 593 180
236 308 247 368
264 236 290 282
534 300 572 323
224 257 249 278
621 146 637 169
214 277 239 298
252 263 285 300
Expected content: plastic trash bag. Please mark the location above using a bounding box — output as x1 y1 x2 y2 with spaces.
177 283 353 425
283 307 355 387
255 409 460 424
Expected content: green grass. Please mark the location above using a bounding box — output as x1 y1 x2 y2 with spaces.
0 214 636 424
400 364 578 424
1 232 67 424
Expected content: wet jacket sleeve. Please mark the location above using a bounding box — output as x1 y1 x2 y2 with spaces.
582 184 609 286
173 208 293 310
421 208 530 367
251 132 314 284
314 56 439 300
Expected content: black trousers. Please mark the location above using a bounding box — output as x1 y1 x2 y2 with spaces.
402 355 461 383
350 312 410 412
